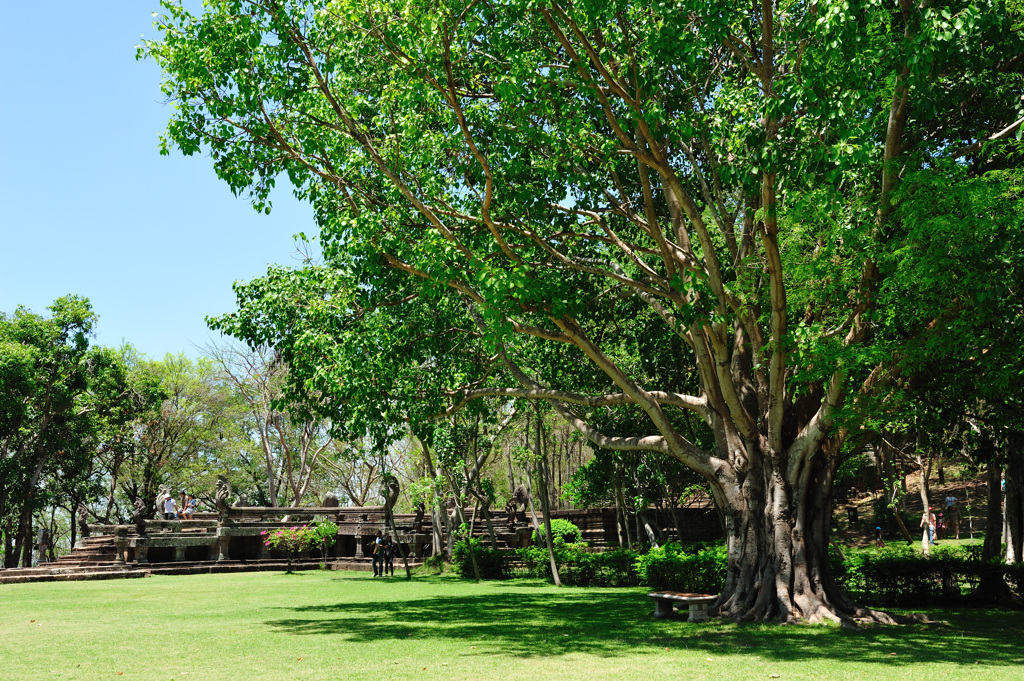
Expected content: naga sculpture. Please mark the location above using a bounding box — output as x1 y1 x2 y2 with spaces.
154 485 171 519
214 475 232 519
412 502 426 533
505 484 529 527
132 497 147 535
322 492 339 508
77 502 91 539
380 475 400 514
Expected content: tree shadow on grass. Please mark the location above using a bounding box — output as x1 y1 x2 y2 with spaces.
262 586 1024 668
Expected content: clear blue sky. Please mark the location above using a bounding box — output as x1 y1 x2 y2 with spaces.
0 2 315 359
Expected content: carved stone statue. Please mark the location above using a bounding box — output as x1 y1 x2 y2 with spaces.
505 484 529 527
132 497 147 535
380 476 400 513
77 502 91 539
154 485 171 519
232 492 248 508
36 527 50 564
412 502 426 533
214 475 232 519
322 492 339 508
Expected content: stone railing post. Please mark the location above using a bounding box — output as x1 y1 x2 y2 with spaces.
114 526 129 565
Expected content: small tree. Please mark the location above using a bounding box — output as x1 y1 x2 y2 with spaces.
310 520 338 565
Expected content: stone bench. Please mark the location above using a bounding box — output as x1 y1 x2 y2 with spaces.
648 592 718 622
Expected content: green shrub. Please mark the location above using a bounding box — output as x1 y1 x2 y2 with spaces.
512 544 641 586
420 554 446 575
533 519 582 545
452 538 505 579
310 520 338 563
835 543 1023 607
634 542 726 593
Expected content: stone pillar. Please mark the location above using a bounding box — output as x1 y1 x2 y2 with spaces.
114 526 129 565
174 546 186 562
216 532 229 561
355 526 364 556
135 544 149 565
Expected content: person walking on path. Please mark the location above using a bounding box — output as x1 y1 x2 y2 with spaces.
371 531 385 577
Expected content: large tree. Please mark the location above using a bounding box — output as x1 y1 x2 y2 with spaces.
146 0 1024 622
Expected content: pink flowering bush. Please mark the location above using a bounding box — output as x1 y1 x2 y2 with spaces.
260 525 316 570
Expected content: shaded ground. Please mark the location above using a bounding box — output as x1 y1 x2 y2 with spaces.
1 570 1022 680
834 467 991 549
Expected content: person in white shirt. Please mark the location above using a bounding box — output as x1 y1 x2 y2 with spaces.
164 496 179 520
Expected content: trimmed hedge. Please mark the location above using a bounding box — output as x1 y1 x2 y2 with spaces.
635 542 727 593
835 544 1024 607
459 535 1023 608
514 543 642 586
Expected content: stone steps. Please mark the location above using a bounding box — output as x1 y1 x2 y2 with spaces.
0 565 148 585
0 556 423 585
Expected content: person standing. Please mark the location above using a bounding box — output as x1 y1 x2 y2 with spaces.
371 530 385 577
920 507 936 545
947 502 961 540
383 535 396 577
163 495 179 520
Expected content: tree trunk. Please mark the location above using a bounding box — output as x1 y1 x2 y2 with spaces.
22 517 33 568
68 500 78 552
384 507 412 580
481 503 499 550
612 473 629 549
638 509 661 547
1004 450 1023 564
465 501 481 582
535 445 562 587
3 516 13 568
918 453 933 556
714 448 893 625
977 461 1013 601
982 462 1004 563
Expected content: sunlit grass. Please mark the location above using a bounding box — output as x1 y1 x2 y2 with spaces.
1 571 1021 680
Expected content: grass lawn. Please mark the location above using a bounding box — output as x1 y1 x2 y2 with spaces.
1 571 1022 680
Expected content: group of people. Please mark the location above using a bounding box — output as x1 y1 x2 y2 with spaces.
919 494 963 545
371 530 398 576
162 490 198 520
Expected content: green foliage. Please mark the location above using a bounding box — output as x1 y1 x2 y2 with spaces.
261 525 316 564
634 542 727 594
452 537 505 579
836 544 1024 607
420 554 447 574
534 519 581 546
143 0 1024 617
513 544 641 587
310 520 338 563
0 296 166 565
